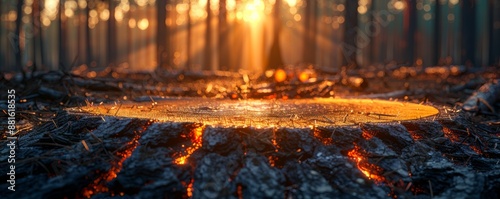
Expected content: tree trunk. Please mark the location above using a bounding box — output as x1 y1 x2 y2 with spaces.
15 0 24 71
434 0 441 65
32 0 40 71
85 3 92 66
157 0 168 69
489 0 500 66
461 0 476 66
59 0 66 70
108 0 116 68
38 0 45 68
302 1 316 64
368 1 375 65
343 0 358 68
405 0 416 65
186 2 192 70
266 0 284 70
204 0 212 71
218 0 228 71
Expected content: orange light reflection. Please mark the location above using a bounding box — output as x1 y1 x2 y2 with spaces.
187 180 194 197
82 121 152 198
347 145 385 184
174 125 205 165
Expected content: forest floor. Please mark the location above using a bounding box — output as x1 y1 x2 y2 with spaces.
0 65 499 198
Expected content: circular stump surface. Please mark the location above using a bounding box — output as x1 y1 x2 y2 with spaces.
73 98 439 127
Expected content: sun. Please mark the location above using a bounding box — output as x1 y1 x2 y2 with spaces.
239 0 266 22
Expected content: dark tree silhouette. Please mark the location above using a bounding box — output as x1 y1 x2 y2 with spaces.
302 0 316 64
157 0 168 69
461 0 476 66
343 0 358 67
489 0 500 66
108 0 116 68
59 0 66 70
15 0 24 70
218 0 229 70
34 0 44 68
434 0 441 65
186 1 192 70
368 1 375 65
404 0 416 65
85 1 92 65
266 0 284 70
204 0 212 70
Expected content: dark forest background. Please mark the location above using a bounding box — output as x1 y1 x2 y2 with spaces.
0 0 499 74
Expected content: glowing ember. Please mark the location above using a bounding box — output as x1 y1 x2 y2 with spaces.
174 125 204 165
298 71 310 82
274 69 287 82
442 126 461 142
82 121 152 198
185 179 194 197
347 145 385 183
362 131 374 140
75 98 439 128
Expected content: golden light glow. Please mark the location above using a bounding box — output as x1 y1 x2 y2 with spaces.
450 0 459 5
285 0 297 7
358 6 367 14
129 18 136 28
348 145 385 183
43 0 59 20
137 18 149 30
89 15 99 29
298 71 309 82
393 0 405 10
78 0 87 9
119 0 130 12
337 16 345 24
210 0 219 12
274 69 287 83
65 9 74 18
187 180 194 197
337 4 345 12
227 0 237 11
174 126 205 165
42 17 51 27
135 0 148 7
89 9 98 18
78 98 439 128
64 0 77 18
7 11 17 22
293 14 301 21
24 6 32 15
82 122 152 198
115 8 124 22
176 3 189 14
100 9 110 21
241 0 265 22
